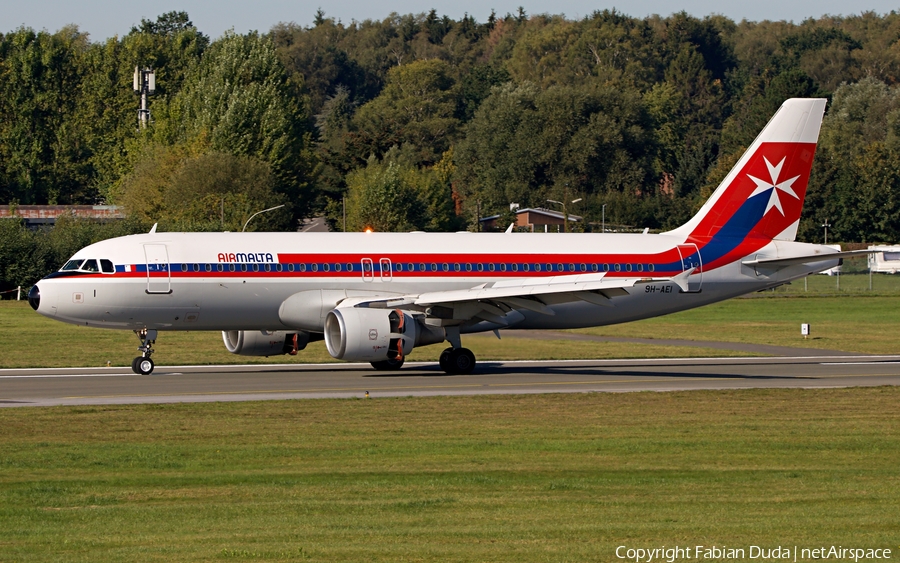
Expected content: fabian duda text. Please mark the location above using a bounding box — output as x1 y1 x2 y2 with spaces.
616 545 892 562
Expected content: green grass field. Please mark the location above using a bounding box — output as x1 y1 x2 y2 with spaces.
767 269 900 295
0 389 897 562
2 289 898 561
574 292 900 355
2 289 899 368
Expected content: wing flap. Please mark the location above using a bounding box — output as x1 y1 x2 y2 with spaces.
413 275 638 306
349 271 696 323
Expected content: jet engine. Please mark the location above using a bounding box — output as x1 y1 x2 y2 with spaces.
324 308 444 362
222 330 312 357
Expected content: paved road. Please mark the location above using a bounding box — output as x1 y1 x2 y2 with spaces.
2 355 900 407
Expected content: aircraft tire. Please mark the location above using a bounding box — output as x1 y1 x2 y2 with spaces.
131 357 141 374
444 348 476 375
371 358 404 371
137 357 154 375
438 347 453 372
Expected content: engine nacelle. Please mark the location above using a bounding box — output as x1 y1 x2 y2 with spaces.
279 289 385 331
324 308 444 362
222 330 311 356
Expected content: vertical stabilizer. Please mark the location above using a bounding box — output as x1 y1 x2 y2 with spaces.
664 98 827 269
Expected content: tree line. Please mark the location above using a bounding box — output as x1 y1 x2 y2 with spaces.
3 8 900 290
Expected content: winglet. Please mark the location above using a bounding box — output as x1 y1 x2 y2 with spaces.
671 268 694 293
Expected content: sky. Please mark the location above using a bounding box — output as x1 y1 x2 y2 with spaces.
3 0 897 41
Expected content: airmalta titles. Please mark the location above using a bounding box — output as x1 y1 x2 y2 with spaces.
217 252 275 263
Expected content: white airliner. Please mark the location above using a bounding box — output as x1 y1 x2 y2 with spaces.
28 98 865 375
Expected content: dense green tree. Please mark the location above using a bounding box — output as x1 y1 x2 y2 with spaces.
0 27 91 204
343 155 427 232
0 16 208 207
352 58 459 165
0 215 148 291
338 147 460 232
6 10 900 238
801 78 900 242
455 63 510 121
272 19 374 120
117 147 288 231
157 31 316 222
455 81 657 224
0 219 53 292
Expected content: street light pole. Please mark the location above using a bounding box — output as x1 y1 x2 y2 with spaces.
821 219 831 244
242 204 286 232
602 204 606 233
547 197 582 233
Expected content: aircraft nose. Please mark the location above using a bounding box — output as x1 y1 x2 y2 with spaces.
28 285 40 311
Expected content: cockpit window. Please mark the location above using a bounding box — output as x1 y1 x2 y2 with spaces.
60 258 115 274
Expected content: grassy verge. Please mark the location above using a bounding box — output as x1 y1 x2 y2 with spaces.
766 266 900 296
572 294 900 355
0 389 897 562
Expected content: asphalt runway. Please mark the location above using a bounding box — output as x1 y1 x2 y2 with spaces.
3 355 900 407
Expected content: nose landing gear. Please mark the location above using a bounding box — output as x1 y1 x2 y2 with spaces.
132 329 157 375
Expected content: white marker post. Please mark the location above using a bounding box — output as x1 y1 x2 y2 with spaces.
801 323 810 339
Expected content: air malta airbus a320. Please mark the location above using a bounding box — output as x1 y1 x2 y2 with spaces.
28 98 864 375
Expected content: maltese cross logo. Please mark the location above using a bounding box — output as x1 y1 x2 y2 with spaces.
747 157 800 215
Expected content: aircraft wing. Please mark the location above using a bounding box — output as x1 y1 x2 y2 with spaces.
349 269 694 324
742 249 873 268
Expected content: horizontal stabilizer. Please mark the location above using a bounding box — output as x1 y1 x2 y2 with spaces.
742 249 873 268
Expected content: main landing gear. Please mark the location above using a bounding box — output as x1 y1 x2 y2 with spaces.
437 326 475 375
370 347 476 374
439 347 476 375
132 328 157 375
